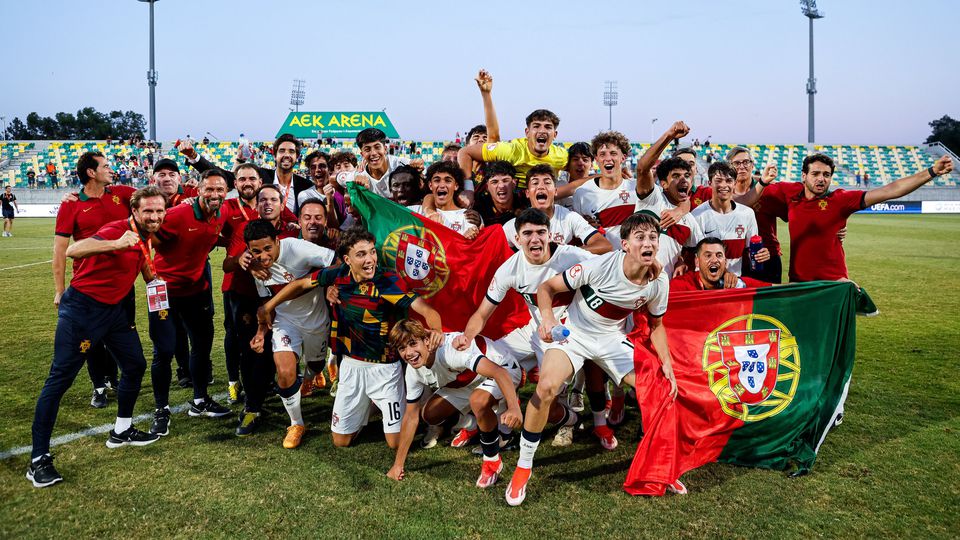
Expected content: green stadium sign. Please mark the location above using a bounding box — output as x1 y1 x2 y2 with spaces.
276 111 399 139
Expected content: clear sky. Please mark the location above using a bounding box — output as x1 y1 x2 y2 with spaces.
2 0 957 145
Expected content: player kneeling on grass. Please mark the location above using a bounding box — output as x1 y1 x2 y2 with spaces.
504 211 680 506
247 219 336 449
386 320 524 487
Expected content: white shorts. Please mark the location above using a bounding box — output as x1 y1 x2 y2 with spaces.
272 323 329 364
331 356 405 435
434 346 523 413
495 320 542 372
543 331 635 385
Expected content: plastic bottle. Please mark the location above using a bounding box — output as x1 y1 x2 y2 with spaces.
551 325 571 342
748 235 764 272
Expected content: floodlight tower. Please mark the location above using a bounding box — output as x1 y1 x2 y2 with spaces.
800 0 824 149
603 81 618 131
290 79 306 112
137 0 159 141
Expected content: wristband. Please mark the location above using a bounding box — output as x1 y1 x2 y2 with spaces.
927 166 937 179
758 179 770 187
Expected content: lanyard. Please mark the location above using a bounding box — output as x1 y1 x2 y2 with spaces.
129 217 155 276
238 200 255 221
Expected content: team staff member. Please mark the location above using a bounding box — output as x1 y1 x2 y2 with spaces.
54 151 135 408
671 237 770 291
149 170 231 436
28 186 168 488
180 134 312 215
258 228 444 451
2 185 18 236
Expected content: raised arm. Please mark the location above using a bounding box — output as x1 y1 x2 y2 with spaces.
476 70 500 143
457 144 485 183
734 164 778 207
863 156 953 207
66 230 139 259
637 121 690 197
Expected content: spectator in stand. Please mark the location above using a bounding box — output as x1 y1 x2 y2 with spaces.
2 185 19 237
202 136 210 145
27 169 37 189
442 144 461 163
46 161 57 187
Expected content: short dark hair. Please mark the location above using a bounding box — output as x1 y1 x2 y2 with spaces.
656 156 693 183
802 153 836 174
243 219 278 244
526 163 556 182
304 150 330 168
257 183 284 200
466 125 487 141
338 226 376 258
482 160 517 180
707 161 737 181
695 236 725 254
356 128 387 147
272 133 303 157
567 142 593 159
389 164 422 186
442 143 461 154
130 185 166 209
620 210 661 240
329 151 358 169
425 160 464 187
299 197 326 213
672 147 698 159
525 109 560 127
76 151 105 184
200 168 227 185
514 208 550 231
233 162 260 177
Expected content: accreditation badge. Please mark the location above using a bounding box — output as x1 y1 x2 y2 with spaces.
146 279 170 312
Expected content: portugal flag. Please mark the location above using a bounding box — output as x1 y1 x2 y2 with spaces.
624 281 857 496
347 184 529 338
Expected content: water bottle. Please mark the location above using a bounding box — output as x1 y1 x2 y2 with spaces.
748 235 764 272
551 325 571 342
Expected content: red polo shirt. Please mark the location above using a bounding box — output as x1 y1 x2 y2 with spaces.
71 219 147 304
671 270 770 291
219 198 259 293
754 182 804 256
690 186 712 210
56 185 135 273
154 199 224 297
165 184 199 208
781 188 865 282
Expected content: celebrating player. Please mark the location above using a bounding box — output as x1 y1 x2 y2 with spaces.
387 319 524 487
504 211 679 506
572 131 639 246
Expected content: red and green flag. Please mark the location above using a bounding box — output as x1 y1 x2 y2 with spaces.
347 184 530 338
624 281 857 496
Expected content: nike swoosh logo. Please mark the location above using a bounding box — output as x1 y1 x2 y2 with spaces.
386 420 401 427
232 216 243 220
82 208 93 213
188 227 199 232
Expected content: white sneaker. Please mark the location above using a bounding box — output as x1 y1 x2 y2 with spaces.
421 424 442 449
551 426 574 447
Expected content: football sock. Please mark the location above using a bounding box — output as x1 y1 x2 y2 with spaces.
517 429 542 469
479 430 500 461
114 417 132 433
587 389 608 427
278 377 303 426
194 398 204 405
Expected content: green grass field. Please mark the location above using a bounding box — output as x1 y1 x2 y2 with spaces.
1 215 958 539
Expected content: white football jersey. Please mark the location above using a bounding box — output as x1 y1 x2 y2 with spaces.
572 178 638 247
407 205 473 236
690 201 758 276
502 205 600 250
635 184 704 276
405 333 503 401
357 154 411 198
562 250 669 336
486 244 595 326
255 238 336 330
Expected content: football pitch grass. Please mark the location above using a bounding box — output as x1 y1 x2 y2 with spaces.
1 215 958 539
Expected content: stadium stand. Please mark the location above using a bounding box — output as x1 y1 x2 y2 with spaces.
0 140 956 188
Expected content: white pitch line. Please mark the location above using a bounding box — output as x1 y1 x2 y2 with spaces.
0 259 52 271
0 392 229 460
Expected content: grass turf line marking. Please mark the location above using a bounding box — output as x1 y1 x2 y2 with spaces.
0 391 229 460
0 259 52 272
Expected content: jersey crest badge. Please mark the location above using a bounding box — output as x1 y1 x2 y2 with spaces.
619 191 629 202
702 314 800 422
79 339 91 353
735 224 745 238
112 195 121 205
818 199 828 210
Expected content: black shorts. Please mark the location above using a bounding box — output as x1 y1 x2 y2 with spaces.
2 209 14 220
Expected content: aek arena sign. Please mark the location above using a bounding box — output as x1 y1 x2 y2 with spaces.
276 111 399 139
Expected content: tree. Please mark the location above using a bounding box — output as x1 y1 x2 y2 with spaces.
926 115 960 156
2 107 146 140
